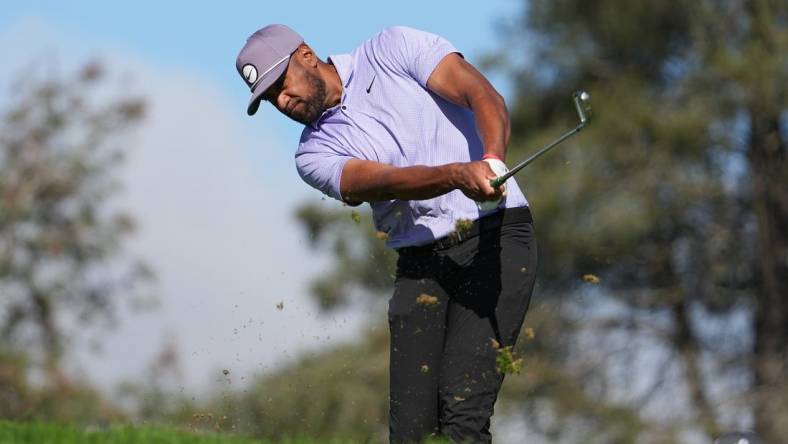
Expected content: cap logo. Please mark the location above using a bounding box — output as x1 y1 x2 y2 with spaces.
242 64 258 85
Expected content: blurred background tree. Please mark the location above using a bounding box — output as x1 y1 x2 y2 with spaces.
0 60 156 421
489 1 787 441
228 1 787 443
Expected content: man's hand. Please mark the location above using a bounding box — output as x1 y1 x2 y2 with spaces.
453 161 506 202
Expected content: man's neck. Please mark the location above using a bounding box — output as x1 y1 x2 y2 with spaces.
322 61 343 108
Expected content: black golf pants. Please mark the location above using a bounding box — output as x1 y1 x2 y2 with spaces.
388 207 538 444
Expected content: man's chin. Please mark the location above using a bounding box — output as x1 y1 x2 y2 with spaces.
287 110 322 126
288 115 312 125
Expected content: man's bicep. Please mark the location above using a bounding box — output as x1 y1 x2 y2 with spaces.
339 158 365 206
426 53 498 108
295 148 358 204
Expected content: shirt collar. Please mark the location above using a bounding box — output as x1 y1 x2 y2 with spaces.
308 54 354 131
327 54 354 88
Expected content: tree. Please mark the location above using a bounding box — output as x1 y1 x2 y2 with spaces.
484 0 787 441
0 60 155 389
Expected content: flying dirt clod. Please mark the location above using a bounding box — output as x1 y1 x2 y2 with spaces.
453 218 473 236
351 210 361 224
582 274 600 284
416 293 440 307
490 338 524 374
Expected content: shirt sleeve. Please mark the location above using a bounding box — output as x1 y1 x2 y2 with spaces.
376 26 462 88
294 139 362 206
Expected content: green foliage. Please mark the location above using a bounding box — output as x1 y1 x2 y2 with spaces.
492 343 524 375
294 204 396 310
0 60 156 379
211 324 390 443
0 344 125 425
0 420 328 444
491 0 787 440
0 346 32 419
0 60 159 427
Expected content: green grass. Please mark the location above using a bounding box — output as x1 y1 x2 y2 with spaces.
0 420 459 444
0 421 355 444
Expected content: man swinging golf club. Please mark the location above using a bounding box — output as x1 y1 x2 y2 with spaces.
236 24 538 443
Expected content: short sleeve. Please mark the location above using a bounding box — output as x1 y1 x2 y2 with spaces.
376 26 462 88
295 140 362 206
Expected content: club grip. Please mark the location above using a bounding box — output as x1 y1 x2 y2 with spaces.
490 176 505 189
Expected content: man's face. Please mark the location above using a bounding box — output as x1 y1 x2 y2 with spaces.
262 54 327 125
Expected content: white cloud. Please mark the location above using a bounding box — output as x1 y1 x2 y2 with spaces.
1 16 370 395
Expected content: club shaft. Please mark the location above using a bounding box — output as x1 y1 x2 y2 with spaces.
490 123 585 188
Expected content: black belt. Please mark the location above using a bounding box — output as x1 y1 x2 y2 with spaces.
396 206 533 254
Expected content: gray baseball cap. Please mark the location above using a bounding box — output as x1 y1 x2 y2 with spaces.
236 24 304 116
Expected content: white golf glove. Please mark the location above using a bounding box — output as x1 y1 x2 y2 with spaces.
476 158 508 212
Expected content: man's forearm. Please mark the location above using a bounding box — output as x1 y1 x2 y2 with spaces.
469 90 510 160
424 52 511 160
342 162 460 202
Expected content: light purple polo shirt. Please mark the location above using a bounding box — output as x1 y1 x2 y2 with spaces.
294 26 529 248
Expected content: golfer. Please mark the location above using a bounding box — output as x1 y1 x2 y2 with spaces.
236 24 538 444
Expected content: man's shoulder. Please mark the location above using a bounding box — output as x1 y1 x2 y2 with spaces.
297 126 342 154
375 25 427 40
363 26 426 49
297 125 320 151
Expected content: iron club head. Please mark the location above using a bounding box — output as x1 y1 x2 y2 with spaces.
489 90 593 189
572 90 591 125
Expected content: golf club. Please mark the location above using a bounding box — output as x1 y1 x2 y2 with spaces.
490 90 592 189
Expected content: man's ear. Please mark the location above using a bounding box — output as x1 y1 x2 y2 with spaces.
296 43 318 68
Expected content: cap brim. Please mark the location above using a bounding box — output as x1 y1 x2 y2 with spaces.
247 60 289 116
